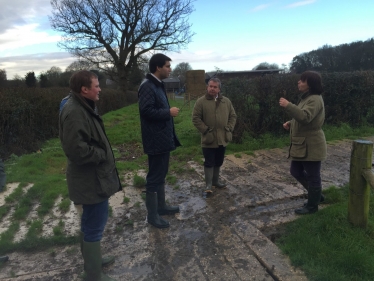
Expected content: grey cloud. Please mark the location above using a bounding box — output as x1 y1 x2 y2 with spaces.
0 0 51 33
0 52 75 77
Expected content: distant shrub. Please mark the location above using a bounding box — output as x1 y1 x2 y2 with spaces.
224 71 374 142
0 88 137 159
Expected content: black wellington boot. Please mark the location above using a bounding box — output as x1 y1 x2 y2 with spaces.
157 185 179 215
146 191 170 228
212 166 227 188
297 175 325 205
295 185 321 215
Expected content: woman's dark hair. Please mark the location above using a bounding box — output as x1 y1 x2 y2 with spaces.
300 71 323 95
69 70 98 93
149 53 172 73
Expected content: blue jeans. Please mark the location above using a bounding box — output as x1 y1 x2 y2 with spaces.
290 161 322 187
202 146 226 167
81 199 109 242
146 152 170 193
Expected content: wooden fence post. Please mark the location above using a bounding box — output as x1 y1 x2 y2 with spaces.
348 140 373 228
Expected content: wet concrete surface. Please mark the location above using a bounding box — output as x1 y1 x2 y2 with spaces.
1 137 371 281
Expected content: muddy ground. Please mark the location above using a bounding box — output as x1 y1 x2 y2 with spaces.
0 137 372 281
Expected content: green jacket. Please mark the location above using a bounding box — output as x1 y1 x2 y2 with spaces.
285 92 327 161
192 93 237 148
59 92 121 205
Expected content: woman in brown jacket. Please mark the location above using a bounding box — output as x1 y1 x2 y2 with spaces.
279 71 327 215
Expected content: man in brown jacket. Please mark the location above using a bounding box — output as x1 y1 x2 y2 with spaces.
60 70 120 280
192 78 237 198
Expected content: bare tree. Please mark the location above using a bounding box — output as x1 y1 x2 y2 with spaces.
65 60 96 72
171 62 192 85
49 0 195 94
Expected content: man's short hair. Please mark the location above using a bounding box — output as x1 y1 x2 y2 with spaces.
300 71 323 95
149 53 172 74
69 70 98 93
208 77 221 89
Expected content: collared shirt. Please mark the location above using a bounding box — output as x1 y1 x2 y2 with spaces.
150 73 162 83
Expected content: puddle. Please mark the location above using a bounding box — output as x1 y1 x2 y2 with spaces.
176 196 207 220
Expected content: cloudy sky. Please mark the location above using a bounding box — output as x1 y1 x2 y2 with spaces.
1 0 374 78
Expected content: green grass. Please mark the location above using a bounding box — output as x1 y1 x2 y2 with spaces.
2 98 374 269
133 174 146 187
276 185 374 281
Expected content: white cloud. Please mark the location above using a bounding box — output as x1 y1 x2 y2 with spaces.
170 49 294 72
0 24 60 53
0 0 51 33
286 0 316 8
250 4 272 12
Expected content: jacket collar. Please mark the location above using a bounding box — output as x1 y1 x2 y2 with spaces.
299 91 311 100
205 92 223 101
70 91 100 118
146 73 164 88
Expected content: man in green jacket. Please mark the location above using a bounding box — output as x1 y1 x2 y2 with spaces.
60 70 121 281
192 78 237 198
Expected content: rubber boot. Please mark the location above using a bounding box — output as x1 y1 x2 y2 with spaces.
203 166 214 198
295 186 321 215
212 166 226 188
82 241 116 281
80 231 114 267
146 191 170 228
298 176 325 205
0 256 9 263
157 185 179 215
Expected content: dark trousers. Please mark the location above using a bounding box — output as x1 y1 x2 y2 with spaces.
146 152 170 193
202 146 226 168
81 199 109 242
0 159 6 190
290 161 322 187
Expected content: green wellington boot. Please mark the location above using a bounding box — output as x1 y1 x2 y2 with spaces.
203 166 214 198
82 241 116 281
212 166 227 188
80 232 115 267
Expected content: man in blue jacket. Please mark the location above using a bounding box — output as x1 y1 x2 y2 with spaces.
138 53 181 229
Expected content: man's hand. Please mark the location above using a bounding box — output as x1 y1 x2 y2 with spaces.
279 97 289 108
283 122 290 130
170 107 179 117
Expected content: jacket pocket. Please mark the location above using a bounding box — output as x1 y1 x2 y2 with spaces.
96 164 120 197
202 130 214 145
290 136 307 158
225 127 232 142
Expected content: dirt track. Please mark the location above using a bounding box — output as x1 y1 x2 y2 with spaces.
0 137 371 281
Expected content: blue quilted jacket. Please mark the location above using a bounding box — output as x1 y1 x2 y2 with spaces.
138 74 181 155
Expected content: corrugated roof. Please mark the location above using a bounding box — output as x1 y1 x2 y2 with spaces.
162 77 180 83
206 69 283 77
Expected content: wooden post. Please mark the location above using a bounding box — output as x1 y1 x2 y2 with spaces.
348 140 373 228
